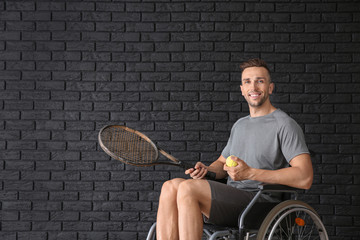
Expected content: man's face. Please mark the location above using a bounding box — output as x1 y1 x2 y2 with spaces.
240 67 274 108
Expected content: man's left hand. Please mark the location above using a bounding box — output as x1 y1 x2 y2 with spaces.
223 156 251 181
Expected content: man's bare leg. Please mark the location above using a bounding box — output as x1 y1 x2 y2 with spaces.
156 178 186 240
177 179 212 240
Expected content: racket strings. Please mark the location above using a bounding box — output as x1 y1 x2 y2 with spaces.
103 127 157 165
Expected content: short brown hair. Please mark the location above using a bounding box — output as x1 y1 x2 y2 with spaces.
239 58 270 74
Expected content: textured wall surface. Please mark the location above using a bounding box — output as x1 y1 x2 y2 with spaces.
0 0 359 239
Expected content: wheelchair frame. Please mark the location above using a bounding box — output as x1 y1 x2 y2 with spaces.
146 183 329 240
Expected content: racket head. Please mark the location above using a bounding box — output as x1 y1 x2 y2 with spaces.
98 125 159 166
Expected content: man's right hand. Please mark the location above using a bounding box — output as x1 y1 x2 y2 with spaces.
185 162 209 179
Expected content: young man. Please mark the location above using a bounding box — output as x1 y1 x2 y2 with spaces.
156 58 313 240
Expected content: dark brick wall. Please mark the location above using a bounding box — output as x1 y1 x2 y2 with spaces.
0 0 359 239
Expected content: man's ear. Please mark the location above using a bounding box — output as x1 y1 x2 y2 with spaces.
269 82 274 94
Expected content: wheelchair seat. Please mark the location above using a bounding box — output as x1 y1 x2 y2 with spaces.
146 183 329 240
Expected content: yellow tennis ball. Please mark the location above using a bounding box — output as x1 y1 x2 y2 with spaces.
226 155 238 167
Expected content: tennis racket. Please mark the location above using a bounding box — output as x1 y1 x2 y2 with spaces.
98 125 216 180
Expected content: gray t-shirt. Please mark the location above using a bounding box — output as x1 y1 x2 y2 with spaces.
222 109 309 191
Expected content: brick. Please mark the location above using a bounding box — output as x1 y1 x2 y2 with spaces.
0 12 20 21
21 212 49 221
81 171 110 181
6 41 35 51
111 212 139 222
143 13 170 22
323 216 352 226
6 61 35 70
52 12 81 21
93 222 122 231
96 22 124 32
111 92 140 101
109 232 138 240
52 32 80 41
96 2 124 12
126 62 154 72
82 72 110 82
245 42 273 52
320 195 351 205
122 201 152 212
66 2 94 11
156 22 184 32
62 222 92 231
83 12 111 22
37 2 65 11
23 51 51 61
322 94 351 104
0 70 20 80
187 62 214 72
336 205 360 216
7 1 34 10
126 22 155 32
275 43 304 53
37 22 66 31
6 120 35 130
93 201 122 212
306 23 335 33
322 53 351 63
2 201 32 211
2 222 31 231
67 22 95 31
0 211 18 221
0 170 19 180
0 51 20 61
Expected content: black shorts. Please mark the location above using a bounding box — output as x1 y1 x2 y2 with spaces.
205 180 272 227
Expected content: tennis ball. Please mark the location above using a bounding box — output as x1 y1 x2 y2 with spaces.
226 155 238 167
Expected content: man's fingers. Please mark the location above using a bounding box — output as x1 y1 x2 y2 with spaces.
185 168 195 175
190 166 207 179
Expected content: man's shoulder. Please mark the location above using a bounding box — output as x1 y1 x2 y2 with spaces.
273 109 294 121
272 109 301 129
272 109 289 118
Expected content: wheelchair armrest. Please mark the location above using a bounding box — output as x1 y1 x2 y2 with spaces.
258 183 299 192
258 183 300 200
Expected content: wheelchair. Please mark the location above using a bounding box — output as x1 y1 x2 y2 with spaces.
146 183 328 240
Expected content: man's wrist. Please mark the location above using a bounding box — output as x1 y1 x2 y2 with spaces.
247 167 256 181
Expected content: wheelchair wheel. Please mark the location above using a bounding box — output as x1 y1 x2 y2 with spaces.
146 222 156 240
256 200 328 240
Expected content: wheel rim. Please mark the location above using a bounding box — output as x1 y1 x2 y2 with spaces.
267 207 327 240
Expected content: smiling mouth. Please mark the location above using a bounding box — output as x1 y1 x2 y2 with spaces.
249 92 261 98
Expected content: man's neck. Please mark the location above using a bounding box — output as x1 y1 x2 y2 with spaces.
249 102 277 118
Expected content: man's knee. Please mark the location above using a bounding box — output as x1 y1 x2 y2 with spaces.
177 180 211 207
177 179 200 202
160 178 184 199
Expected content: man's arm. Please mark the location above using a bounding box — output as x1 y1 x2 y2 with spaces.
208 155 228 179
224 153 313 189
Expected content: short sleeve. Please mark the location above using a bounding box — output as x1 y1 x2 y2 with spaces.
278 119 309 162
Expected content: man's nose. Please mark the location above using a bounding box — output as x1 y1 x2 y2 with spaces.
250 81 258 90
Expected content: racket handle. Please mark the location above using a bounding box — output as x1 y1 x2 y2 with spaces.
180 162 216 180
